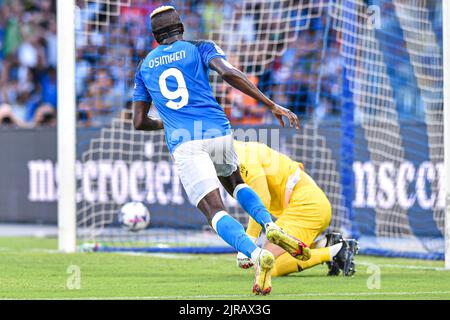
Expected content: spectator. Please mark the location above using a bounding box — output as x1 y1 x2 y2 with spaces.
0 0 57 128
40 66 57 107
84 69 121 126
0 104 28 128
33 103 56 127
202 0 224 33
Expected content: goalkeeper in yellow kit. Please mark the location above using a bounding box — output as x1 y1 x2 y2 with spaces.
234 141 359 277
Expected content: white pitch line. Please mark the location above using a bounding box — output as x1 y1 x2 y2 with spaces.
357 261 449 271
117 252 196 260
0 247 60 254
10 291 450 301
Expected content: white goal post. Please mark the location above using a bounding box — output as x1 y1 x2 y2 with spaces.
444 0 450 270
57 0 77 253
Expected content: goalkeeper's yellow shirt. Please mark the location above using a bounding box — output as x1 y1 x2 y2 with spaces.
233 141 319 238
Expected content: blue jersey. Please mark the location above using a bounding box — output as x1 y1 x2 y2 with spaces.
133 40 231 153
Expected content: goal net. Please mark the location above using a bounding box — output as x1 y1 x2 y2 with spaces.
72 0 445 259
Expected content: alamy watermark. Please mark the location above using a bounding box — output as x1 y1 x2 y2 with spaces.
66 265 81 290
366 263 381 290
367 5 381 30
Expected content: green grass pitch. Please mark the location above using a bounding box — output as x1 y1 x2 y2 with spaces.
0 237 449 300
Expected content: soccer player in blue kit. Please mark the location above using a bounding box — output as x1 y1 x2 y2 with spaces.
133 6 309 296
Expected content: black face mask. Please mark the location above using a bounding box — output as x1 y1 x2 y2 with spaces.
153 24 185 44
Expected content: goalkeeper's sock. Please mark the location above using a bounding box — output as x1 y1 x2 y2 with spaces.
234 184 274 229
272 253 299 277
272 247 336 276
298 247 332 269
212 211 260 259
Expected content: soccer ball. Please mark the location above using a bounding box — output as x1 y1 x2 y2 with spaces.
119 202 151 232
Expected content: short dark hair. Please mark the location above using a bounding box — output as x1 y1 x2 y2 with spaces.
151 6 184 44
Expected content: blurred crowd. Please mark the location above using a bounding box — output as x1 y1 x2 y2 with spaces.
0 0 443 129
74 0 339 127
0 0 57 128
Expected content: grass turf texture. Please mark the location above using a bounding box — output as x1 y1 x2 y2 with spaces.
0 237 449 300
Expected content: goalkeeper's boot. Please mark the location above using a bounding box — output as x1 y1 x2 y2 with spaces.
333 239 360 277
265 224 311 261
325 233 344 276
253 249 275 296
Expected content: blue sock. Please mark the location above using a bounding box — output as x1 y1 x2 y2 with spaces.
212 211 259 259
234 184 274 228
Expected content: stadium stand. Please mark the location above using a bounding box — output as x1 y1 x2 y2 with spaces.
0 0 442 129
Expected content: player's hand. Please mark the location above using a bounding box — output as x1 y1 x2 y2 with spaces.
237 252 254 269
270 104 300 130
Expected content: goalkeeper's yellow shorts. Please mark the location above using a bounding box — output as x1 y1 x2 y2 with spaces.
275 185 332 247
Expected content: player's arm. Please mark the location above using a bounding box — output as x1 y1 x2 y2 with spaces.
133 101 164 131
132 63 164 131
209 58 300 130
